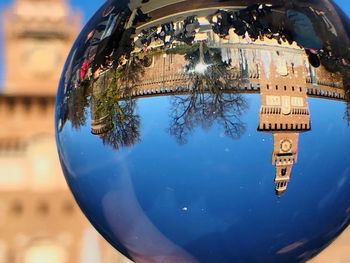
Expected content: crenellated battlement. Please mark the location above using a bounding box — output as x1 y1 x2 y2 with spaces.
0 95 56 143
117 47 347 101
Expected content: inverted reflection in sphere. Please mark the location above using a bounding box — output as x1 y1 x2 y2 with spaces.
56 1 350 262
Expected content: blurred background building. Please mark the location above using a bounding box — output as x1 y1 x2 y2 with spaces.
0 0 131 262
0 0 349 262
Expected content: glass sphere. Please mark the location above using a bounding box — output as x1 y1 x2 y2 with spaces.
55 1 350 262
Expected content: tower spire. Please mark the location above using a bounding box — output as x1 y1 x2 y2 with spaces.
272 134 298 196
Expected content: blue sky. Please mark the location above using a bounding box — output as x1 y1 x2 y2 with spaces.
0 0 349 88
58 93 350 262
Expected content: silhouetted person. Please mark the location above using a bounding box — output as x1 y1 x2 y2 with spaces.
306 50 321 68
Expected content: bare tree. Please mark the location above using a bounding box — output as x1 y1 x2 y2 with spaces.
168 42 248 144
344 102 350 126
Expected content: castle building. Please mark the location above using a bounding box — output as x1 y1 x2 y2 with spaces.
0 0 130 262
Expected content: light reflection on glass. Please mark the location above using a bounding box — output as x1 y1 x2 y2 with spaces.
56 1 350 262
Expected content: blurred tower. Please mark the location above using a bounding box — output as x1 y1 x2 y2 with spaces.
2 0 80 95
0 0 130 262
257 48 311 196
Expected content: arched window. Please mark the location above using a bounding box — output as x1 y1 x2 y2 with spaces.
23 240 67 263
0 241 7 263
281 168 287 176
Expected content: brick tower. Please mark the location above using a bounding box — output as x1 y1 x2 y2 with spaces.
0 0 129 262
257 47 311 195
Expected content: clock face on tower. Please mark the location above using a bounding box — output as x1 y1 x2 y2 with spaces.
280 139 293 153
22 40 62 77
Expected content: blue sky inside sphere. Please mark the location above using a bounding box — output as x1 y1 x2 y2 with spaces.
0 0 349 88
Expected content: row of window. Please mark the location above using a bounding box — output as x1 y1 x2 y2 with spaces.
131 82 260 97
260 107 309 115
137 76 262 91
274 159 295 165
307 88 344 98
291 108 309 115
260 122 310 130
8 200 75 216
306 77 342 88
266 84 303 92
0 139 26 153
132 85 187 96
0 97 54 114
317 80 342 88
275 181 288 189
138 74 185 86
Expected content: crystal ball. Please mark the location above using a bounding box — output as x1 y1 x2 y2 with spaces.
55 1 350 262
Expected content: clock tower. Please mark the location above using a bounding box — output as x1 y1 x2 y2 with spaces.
272 133 299 195
257 47 311 196
2 0 80 95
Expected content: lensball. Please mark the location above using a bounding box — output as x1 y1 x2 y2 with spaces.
55 1 350 262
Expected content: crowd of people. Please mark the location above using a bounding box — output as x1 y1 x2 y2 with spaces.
135 16 201 49
132 3 349 70
208 3 349 68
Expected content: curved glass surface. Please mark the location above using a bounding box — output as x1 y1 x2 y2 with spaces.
56 1 350 262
